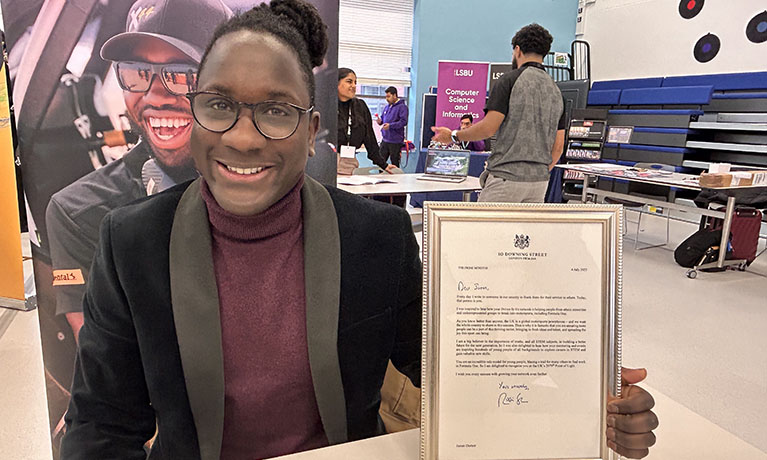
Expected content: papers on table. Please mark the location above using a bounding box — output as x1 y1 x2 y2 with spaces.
336 176 396 186
561 164 701 188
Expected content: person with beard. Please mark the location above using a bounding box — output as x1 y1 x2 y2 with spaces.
432 23 566 203
374 86 408 167
45 0 232 339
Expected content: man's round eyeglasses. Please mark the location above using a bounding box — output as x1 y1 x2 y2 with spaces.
114 61 198 96
186 91 313 140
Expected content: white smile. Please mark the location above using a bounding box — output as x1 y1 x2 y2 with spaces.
225 165 265 175
148 116 191 129
147 116 192 140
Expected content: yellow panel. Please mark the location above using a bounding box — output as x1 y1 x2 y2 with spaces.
0 63 25 303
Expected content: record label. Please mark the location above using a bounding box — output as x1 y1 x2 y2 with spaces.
746 11 767 43
694 33 720 63
679 0 704 19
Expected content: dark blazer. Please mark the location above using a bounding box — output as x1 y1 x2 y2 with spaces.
61 177 422 459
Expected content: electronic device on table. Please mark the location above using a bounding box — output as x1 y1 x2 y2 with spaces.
417 149 471 183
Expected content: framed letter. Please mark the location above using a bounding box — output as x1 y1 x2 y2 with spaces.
421 203 622 460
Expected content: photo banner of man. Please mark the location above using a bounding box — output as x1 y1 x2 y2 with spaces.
1 0 339 456
435 61 489 129
0 61 25 310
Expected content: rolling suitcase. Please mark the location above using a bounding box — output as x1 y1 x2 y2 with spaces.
700 206 762 265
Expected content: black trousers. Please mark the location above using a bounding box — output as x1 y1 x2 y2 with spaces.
379 141 403 166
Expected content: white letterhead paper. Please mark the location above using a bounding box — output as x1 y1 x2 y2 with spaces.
421 202 622 460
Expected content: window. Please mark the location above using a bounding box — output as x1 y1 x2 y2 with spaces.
338 0 414 87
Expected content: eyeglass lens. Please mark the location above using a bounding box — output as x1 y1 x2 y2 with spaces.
116 62 198 95
190 92 303 139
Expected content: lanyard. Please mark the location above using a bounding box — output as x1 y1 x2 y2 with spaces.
346 105 352 145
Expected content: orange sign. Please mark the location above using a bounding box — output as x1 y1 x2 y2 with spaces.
0 63 25 309
52 269 85 286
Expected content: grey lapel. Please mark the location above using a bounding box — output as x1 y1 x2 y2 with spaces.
169 178 225 460
301 176 348 444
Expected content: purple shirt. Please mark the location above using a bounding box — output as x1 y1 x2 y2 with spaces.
380 99 408 144
201 177 328 459
459 139 486 151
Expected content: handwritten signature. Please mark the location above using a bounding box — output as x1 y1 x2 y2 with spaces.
497 392 529 407
458 281 490 292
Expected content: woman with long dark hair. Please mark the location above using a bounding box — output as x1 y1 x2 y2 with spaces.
337 67 395 173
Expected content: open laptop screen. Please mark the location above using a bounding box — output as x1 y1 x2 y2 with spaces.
425 149 471 177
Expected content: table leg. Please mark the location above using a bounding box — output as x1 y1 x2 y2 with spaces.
717 195 736 268
581 175 590 203
462 191 472 202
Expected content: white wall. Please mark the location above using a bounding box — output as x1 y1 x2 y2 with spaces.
580 0 766 82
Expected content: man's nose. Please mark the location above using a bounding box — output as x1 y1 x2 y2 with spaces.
221 110 268 154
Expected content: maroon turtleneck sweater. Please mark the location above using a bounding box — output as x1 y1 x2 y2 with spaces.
201 177 328 459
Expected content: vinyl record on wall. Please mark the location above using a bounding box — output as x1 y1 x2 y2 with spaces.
694 33 720 63
746 11 767 43
679 0 704 19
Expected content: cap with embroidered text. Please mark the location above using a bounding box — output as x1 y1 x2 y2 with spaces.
100 0 232 64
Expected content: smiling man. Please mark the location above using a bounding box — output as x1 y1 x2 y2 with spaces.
45 0 232 338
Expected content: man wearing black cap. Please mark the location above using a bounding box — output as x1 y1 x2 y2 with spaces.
45 0 232 339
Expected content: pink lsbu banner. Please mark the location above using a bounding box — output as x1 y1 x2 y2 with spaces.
435 61 490 130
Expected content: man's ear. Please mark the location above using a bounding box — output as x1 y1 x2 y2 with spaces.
307 112 321 157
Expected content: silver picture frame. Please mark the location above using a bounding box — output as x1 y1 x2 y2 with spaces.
420 202 623 460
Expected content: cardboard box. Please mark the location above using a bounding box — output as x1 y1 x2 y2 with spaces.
699 170 767 188
699 172 732 187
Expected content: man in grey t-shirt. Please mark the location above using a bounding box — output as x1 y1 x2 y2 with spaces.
432 23 566 203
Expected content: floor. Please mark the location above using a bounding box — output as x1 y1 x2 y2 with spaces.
618 211 767 456
0 234 53 459
1 209 765 459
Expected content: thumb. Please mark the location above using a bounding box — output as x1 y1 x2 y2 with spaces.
431 126 438 133
621 367 647 386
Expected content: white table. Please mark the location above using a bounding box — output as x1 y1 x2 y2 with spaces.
337 173 481 202
269 381 767 460
272 429 419 459
557 163 767 276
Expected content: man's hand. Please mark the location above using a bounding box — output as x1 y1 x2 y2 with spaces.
375 114 382 125
382 123 390 130
383 164 398 174
606 367 659 459
66 311 85 343
431 126 452 144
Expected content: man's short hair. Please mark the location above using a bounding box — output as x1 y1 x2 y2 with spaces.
460 114 473 123
511 23 553 57
385 86 397 96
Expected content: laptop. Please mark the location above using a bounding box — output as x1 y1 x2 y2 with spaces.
417 149 471 183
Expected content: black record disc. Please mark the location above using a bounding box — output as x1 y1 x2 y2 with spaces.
746 11 767 43
694 33 720 63
679 0 704 19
